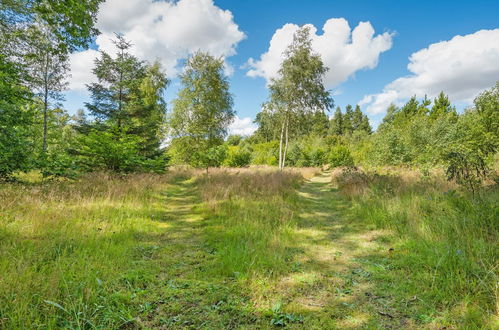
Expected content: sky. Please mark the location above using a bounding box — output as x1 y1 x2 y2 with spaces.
64 0 499 135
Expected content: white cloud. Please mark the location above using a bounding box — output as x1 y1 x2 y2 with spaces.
358 90 399 115
68 49 99 90
69 0 245 90
229 116 257 136
247 18 393 87
360 29 499 114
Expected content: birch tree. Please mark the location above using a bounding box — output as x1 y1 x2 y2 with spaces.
266 26 332 169
169 52 234 169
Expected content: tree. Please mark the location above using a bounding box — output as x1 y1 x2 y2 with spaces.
473 81 498 137
169 52 234 169
359 115 373 134
342 105 354 134
329 145 354 168
306 110 329 136
0 0 103 177
133 62 169 158
252 107 280 142
329 106 343 135
24 23 69 153
265 26 332 169
0 55 34 179
84 35 168 159
1 0 103 53
352 105 363 130
430 92 455 119
78 36 168 172
74 127 157 173
86 35 147 128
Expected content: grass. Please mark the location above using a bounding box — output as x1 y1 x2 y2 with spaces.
0 166 497 328
332 166 499 328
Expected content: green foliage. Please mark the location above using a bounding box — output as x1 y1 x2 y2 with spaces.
250 141 279 165
169 52 234 166
367 92 463 167
191 145 227 170
329 104 371 137
329 145 354 168
223 146 251 167
329 106 343 135
252 110 279 143
286 135 328 167
0 0 103 178
1 0 103 53
78 35 168 172
0 56 34 179
226 134 243 146
443 150 488 195
74 127 166 173
86 35 168 152
264 26 332 168
473 81 499 139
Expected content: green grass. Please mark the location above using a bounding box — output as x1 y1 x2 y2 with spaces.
0 167 497 328
333 167 499 328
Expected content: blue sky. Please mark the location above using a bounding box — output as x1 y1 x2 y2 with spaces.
64 0 499 133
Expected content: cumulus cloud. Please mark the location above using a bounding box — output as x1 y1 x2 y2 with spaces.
247 18 393 87
68 49 99 90
229 116 257 136
69 0 245 91
360 29 499 114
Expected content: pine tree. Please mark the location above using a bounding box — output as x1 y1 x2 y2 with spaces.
79 35 168 171
329 106 343 135
352 105 364 131
343 104 354 134
430 92 455 119
359 114 372 134
86 35 147 128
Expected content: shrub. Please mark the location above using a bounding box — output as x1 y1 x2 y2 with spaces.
251 141 279 165
74 128 167 173
223 146 251 167
191 145 227 170
329 145 354 167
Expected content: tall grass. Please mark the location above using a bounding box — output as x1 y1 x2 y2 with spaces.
196 168 304 277
0 172 184 328
0 167 312 328
332 167 499 327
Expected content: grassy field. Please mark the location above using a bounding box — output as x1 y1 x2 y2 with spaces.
0 167 497 328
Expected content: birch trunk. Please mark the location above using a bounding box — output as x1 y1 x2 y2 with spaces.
279 119 285 170
282 117 289 169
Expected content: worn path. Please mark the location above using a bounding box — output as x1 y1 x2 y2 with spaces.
143 173 410 328
277 171 409 328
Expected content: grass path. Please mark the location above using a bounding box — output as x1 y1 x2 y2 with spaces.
272 171 407 328
141 173 416 328
1 171 493 328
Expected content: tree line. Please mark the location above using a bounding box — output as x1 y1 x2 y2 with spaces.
1 1 498 188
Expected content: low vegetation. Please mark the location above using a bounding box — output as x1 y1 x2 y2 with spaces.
1 166 497 328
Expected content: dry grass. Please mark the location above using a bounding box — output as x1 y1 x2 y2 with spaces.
331 166 457 198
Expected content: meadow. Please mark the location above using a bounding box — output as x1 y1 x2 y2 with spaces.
0 166 497 329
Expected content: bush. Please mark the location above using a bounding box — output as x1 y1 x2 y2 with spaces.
223 146 251 167
251 141 279 165
75 128 167 173
191 145 227 170
329 145 354 167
